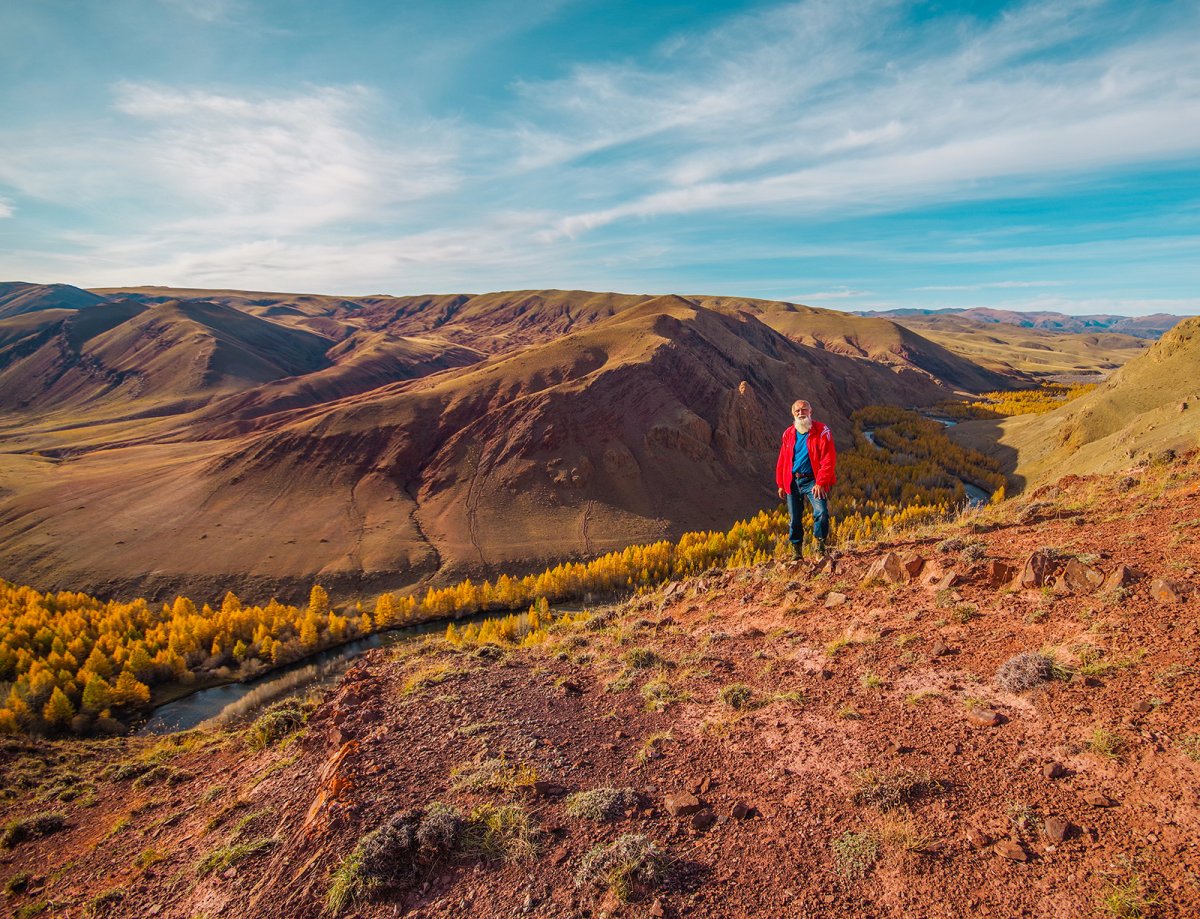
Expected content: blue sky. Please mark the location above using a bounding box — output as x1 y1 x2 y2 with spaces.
0 0 1197 315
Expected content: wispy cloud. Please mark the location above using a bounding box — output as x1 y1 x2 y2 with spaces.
0 199 13 219
917 281 1066 291
793 287 872 300
158 0 238 23
112 82 459 233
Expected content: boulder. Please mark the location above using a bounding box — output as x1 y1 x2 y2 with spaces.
1017 549 1064 589
986 560 1019 587
967 708 1002 728
824 592 848 608
902 556 926 579
1043 817 1072 844
863 552 907 586
664 792 703 817
1149 578 1188 603
1061 559 1104 593
996 840 1028 861
1103 565 1141 590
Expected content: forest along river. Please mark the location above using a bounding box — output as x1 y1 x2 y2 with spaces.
138 609 495 735
863 417 993 508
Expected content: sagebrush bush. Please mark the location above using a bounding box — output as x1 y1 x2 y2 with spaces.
832 831 879 878
565 787 639 822
850 769 937 810
576 833 666 902
994 653 1056 692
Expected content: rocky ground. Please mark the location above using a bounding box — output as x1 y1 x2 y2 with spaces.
2 453 1198 918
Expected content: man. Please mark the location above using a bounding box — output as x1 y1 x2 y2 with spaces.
775 400 836 559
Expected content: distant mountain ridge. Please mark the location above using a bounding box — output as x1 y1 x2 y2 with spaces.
858 306 1186 339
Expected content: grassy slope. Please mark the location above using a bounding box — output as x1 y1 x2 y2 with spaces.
951 317 1200 486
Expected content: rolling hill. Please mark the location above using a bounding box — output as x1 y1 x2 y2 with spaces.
950 316 1200 486
0 285 1019 601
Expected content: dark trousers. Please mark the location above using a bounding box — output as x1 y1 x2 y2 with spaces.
788 478 830 549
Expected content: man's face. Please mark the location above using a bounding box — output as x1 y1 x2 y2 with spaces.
792 402 812 432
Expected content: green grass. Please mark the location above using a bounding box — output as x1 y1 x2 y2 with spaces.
717 683 754 709
449 758 538 795
462 803 540 863
195 837 278 877
1088 728 1125 760
860 672 884 690
1097 874 1158 918
831 831 879 879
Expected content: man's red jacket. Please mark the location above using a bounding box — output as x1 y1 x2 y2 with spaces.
775 421 837 492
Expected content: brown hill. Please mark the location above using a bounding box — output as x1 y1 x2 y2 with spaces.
863 306 1188 340
0 281 105 320
0 290 1010 601
2 457 1197 917
885 313 1149 376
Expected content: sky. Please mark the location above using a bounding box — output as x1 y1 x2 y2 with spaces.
0 0 1197 315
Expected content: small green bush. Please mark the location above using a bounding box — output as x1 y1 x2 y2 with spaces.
832 831 879 878
246 699 308 750
717 683 753 709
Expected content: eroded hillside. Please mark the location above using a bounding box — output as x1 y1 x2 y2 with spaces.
2 453 1197 918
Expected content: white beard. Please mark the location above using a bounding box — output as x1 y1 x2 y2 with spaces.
794 418 812 434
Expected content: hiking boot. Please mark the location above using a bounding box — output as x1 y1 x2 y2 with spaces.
790 544 803 561
814 539 828 558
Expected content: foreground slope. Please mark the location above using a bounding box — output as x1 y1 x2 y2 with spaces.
952 316 1200 486
1 454 1197 917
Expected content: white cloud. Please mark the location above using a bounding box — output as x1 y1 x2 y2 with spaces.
516 0 1200 237
0 199 13 219
112 83 459 233
158 0 237 23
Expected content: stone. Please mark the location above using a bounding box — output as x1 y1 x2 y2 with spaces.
1103 565 1141 590
223 867 237 879
1043 817 1071 844
1070 672 1100 687
698 776 713 794
1084 792 1117 808
649 899 666 918
930 641 951 658
1062 559 1105 593
933 571 962 592
863 552 907 585
1133 701 1154 714
903 556 926 579
558 680 584 696
690 809 716 831
1042 762 1066 780
987 560 1019 587
665 792 703 817
532 781 567 799
1018 549 1064 589
965 825 991 848
996 840 1028 861
731 801 752 820
824 591 848 608
967 708 1002 728
1149 578 1187 603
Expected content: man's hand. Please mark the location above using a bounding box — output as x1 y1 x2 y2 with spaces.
812 485 827 500
777 487 787 500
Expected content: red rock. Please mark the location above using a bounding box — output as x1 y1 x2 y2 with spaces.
1043 817 1071 843
1084 792 1117 808
933 571 962 591
1061 559 1105 593
903 556 926 579
967 708 1002 728
863 552 907 585
1103 565 1141 590
649 899 666 918
664 792 703 817
996 840 1028 861
987 560 1019 587
1042 762 1065 779
731 801 752 820
930 641 951 657
690 809 716 831
1149 578 1187 603
1018 549 1064 588
966 825 991 848
824 591 847 608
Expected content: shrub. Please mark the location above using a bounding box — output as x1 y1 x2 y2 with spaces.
994 653 1056 692
1098 874 1158 918
246 699 307 750
832 831 879 878
717 684 754 709
0 813 66 849
623 648 661 669
449 758 538 795
1088 728 1125 760
565 787 639 822
326 805 465 916
850 769 937 810
576 833 666 902
463 802 539 863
